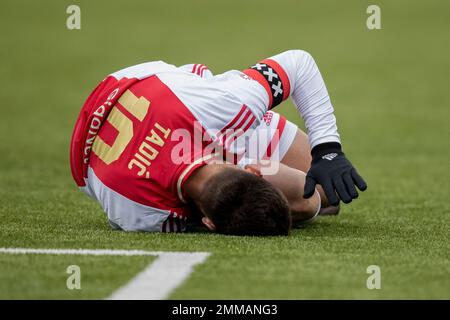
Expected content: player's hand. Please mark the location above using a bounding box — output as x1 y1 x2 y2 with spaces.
303 142 367 206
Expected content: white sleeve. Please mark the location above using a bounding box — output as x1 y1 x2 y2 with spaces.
241 50 341 149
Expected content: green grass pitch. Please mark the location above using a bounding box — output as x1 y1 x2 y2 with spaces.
0 0 449 299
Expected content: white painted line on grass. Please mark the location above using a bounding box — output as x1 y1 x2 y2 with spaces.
107 252 210 300
0 247 211 300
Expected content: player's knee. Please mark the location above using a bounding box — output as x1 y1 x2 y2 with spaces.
288 49 316 68
289 49 312 59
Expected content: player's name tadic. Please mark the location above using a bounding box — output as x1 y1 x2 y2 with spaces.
126 121 283 179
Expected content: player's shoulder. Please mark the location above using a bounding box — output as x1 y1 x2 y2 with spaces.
109 60 180 80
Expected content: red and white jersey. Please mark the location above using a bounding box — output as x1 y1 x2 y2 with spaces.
70 50 340 233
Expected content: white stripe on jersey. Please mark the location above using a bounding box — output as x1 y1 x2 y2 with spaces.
85 167 170 232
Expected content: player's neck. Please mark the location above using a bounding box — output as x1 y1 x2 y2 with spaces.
184 164 229 207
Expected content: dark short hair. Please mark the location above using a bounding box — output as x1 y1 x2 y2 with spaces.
200 168 291 236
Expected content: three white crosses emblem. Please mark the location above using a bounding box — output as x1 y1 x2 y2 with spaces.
253 63 283 98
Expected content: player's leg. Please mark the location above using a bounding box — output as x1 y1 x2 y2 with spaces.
280 121 340 215
279 125 340 215
246 110 339 215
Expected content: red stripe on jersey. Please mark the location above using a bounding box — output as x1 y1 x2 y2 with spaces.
221 109 252 146
242 69 273 108
242 114 256 132
198 65 204 76
263 115 287 159
225 114 256 150
224 130 239 150
196 64 205 75
234 108 252 130
195 64 200 75
192 64 198 74
261 59 291 101
200 66 207 77
233 153 239 165
219 105 247 134
220 129 233 147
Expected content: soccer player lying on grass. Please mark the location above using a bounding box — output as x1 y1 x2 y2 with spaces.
70 50 367 236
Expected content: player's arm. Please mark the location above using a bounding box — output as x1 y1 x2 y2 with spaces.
241 50 367 205
245 161 321 225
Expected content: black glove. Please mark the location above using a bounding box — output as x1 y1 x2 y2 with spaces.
303 142 367 206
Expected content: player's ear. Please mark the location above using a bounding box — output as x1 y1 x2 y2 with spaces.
202 217 216 232
244 164 262 177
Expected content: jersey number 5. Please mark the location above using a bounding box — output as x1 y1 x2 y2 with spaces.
92 90 150 165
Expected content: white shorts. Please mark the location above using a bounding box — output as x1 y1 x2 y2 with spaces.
239 110 298 166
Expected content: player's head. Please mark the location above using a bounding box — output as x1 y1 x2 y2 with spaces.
199 167 291 236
